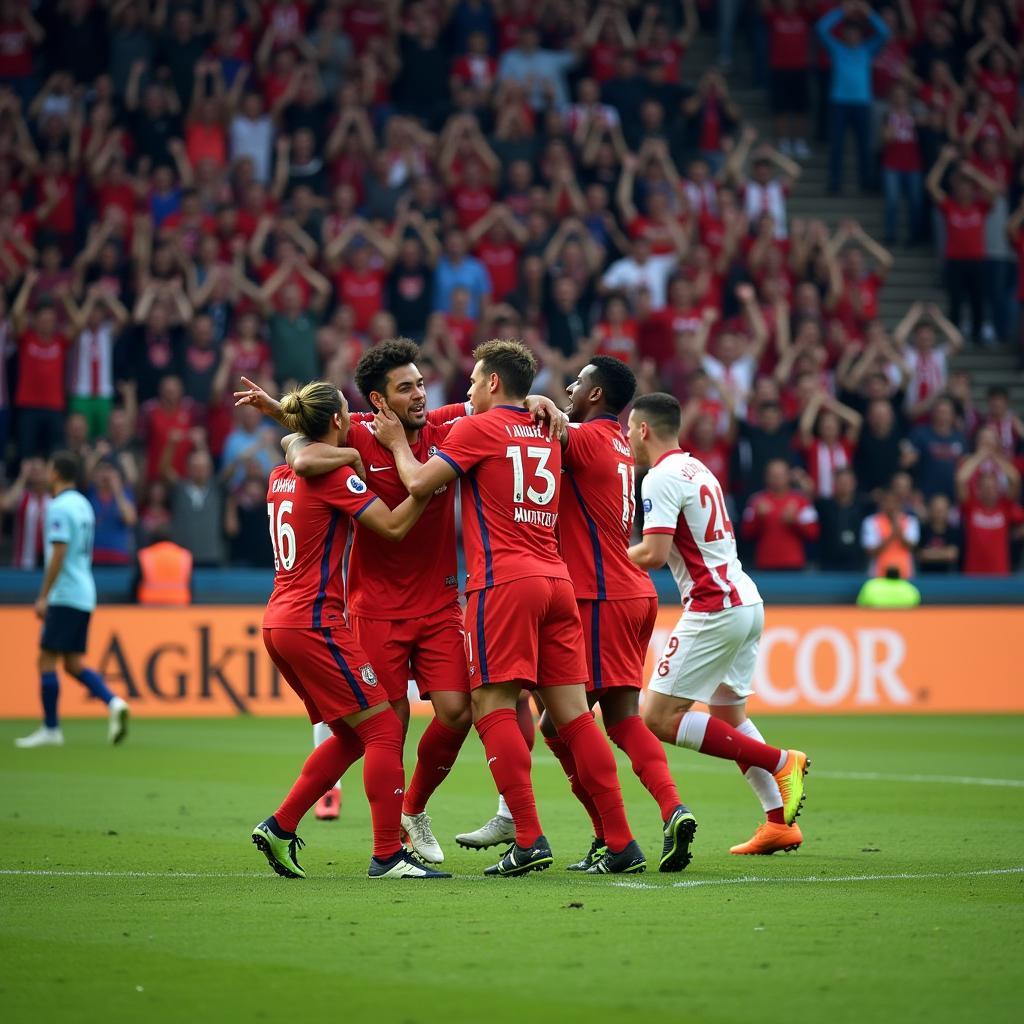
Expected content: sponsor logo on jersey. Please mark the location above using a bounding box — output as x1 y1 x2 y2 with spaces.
643 498 653 513
347 475 368 494
369 465 391 473
428 445 438 457
358 663 378 686
444 575 457 587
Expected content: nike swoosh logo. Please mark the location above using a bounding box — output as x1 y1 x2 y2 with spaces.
369 466 392 473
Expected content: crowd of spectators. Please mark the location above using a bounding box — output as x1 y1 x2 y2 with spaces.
0 0 1023 578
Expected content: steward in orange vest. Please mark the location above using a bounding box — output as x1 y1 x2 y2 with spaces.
135 530 193 606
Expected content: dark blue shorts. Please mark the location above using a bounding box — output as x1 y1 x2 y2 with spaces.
40 605 92 654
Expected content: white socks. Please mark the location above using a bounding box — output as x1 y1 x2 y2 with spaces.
313 722 341 790
496 794 511 820
674 710 710 751
736 719 784 814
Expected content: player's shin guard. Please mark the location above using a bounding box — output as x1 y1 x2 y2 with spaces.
516 694 536 751
404 718 469 815
606 716 682 820
676 711 785 774
476 708 542 847
274 726 364 833
544 735 605 842
735 719 786 822
40 671 59 728
355 711 406 860
558 712 632 852
71 667 116 704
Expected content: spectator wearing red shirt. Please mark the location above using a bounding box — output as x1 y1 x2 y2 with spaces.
763 0 813 158
11 277 70 458
880 83 925 245
827 220 894 331
927 146 1000 343
141 375 200 484
592 293 639 365
635 0 697 85
580 6 636 84
0 3 43 106
741 458 820 570
467 203 527 302
1 456 50 569
968 38 1020 122
330 237 390 333
682 403 737 499
958 469 1024 576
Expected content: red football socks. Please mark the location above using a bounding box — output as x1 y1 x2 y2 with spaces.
558 712 632 852
354 711 406 860
476 708 542 847
606 715 682 820
274 725 364 833
517 695 536 751
545 735 605 842
403 718 469 816
677 711 784 774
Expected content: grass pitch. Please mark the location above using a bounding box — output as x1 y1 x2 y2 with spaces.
1 714 1022 1024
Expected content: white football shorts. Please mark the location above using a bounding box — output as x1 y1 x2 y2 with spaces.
647 603 765 705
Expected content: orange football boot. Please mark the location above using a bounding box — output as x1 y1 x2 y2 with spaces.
730 821 803 855
315 787 341 820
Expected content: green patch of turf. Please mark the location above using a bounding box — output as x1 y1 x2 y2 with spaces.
1 715 1022 1023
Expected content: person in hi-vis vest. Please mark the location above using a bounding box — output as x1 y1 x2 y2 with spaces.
859 485 920 578
134 526 193 606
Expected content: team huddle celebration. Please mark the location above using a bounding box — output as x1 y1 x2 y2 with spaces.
231 338 809 880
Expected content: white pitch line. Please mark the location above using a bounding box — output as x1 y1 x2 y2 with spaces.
610 866 1024 890
531 754 1024 788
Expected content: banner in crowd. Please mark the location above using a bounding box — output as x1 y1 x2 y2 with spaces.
0 606 1019 718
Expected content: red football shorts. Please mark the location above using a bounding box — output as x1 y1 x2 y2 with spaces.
464 577 587 689
578 596 658 692
263 626 387 724
350 603 470 703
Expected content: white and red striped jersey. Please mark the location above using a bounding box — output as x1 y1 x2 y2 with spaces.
641 449 762 612
12 490 50 569
70 322 115 399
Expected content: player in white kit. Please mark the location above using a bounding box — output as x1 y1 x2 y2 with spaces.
625 394 809 855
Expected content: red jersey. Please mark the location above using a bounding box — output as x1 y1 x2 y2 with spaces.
142 398 197 482
978 70 1019 120
344 406 464 619
766 10 810 69
961 497 1023 575
940 199 989 261
263 463 377 629
637 41 684 83
882 109 921 172
559 416 656 601
475 239 520 300
450 186 494 229
437 405 570 592
334 267 385 331
740 489 820 570
15 331 68 410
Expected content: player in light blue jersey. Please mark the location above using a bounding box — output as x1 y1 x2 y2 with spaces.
15 451 130 748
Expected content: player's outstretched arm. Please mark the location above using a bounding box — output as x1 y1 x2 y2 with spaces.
373 404 457 499
628 533 673 571
357 492 431 542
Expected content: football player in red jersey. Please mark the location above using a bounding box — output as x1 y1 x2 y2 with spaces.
374 340 646 876
546 356 698 872
247 380 449 879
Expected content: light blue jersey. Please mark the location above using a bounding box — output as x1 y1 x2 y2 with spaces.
45 489 97 613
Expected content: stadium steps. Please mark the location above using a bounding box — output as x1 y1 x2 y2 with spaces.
682 32 1021 404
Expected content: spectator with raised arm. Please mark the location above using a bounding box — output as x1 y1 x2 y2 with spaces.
816 0 891 195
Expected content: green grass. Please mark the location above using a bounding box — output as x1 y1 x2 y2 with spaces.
1 714 1022 1024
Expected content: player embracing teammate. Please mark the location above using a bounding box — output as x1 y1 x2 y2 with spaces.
375 340 647 875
